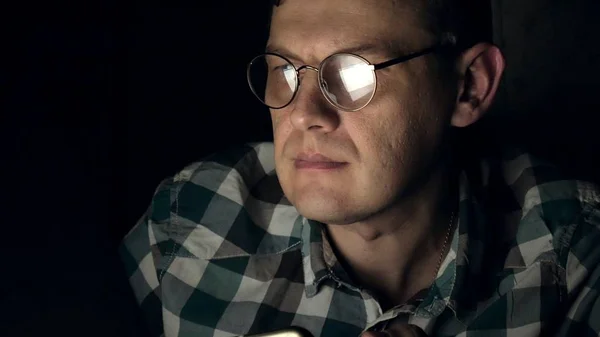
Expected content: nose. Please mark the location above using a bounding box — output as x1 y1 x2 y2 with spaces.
288 69 340 133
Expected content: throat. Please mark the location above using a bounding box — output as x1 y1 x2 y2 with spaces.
323 209 457 310
345 248 442 310
322 162 459 309
324 227 443 309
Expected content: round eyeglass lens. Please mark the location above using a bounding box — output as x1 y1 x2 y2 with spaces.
248 54 297 109
319 54 376 111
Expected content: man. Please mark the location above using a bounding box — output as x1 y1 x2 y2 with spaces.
120 0 600 336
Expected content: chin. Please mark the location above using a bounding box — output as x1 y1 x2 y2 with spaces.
291 194 364 225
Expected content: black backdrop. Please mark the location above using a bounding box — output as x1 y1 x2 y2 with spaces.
5 2 273 336
125 2 274 240
4 1 599 336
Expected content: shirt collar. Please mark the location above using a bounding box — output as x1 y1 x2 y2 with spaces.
416 166 490 319
301 217 328 297
301 218 362 297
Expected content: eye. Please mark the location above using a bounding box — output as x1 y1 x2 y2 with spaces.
270 63 294 74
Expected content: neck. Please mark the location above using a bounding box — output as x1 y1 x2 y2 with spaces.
325 160 457 309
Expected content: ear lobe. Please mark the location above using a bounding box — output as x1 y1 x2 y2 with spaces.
451 43 505 128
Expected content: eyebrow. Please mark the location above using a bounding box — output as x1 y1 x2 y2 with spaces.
265 42 401 64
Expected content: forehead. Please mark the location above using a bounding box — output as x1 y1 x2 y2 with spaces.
268 0 433 60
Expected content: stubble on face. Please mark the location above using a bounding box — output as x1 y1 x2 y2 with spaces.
269 0 455 226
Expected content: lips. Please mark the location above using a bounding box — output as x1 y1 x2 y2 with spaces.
294 153 347 170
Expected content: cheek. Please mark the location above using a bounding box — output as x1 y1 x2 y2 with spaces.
348 82 441 179
271 110 294 182
271 111 290 146
351 97 411 161
270 110 282 131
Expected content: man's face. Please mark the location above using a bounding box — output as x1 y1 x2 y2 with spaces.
269 0 457 225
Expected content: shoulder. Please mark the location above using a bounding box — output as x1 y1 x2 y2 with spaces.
496 149 599 222
498 149 599 225
481 148 600 269
450 148 600 336
144 142 302 260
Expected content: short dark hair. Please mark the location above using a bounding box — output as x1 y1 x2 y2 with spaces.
423 0 493 50
269 0 493 51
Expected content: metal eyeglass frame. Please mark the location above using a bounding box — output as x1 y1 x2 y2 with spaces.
247 42 453 112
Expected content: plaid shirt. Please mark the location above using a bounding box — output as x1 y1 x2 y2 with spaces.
121 142 600 337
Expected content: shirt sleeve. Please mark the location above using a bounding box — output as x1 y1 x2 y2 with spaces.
557 200 600 336
119 177 175 337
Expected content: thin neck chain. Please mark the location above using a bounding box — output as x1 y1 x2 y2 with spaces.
431 211 455 286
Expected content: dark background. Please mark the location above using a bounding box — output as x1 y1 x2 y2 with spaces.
5 2 273 336
3 1 599 336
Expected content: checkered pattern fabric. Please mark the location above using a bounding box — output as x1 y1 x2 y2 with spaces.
120 142 600 337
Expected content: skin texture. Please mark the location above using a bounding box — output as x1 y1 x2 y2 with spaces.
267 0 505 332
270 0 455 227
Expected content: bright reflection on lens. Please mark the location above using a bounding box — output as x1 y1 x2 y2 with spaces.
338 63 375 102
283 66 296 92
320 54 376 111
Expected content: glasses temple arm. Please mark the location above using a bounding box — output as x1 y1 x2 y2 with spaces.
374 45 444 70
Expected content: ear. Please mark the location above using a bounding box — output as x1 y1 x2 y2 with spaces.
451 43 505 128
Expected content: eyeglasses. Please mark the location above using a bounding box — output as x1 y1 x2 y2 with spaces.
247 44 446 112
